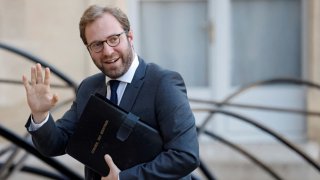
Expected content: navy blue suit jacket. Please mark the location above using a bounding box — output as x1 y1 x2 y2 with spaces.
26 58 200 179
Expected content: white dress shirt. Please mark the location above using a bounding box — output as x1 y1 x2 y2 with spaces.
105 53 139 105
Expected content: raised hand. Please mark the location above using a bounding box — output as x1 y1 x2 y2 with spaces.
22 63 58 123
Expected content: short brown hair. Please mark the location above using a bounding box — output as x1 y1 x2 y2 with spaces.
79 5 130 45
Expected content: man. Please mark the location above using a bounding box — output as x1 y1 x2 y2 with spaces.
22 5 200 180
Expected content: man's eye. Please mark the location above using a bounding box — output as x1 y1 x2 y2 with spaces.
92 42 103 48
108 36 118 43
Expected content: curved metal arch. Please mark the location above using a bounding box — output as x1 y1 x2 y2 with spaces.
0 125 83 179
0 163 67 180
195 111 282 180
0 42 78 92
194 108 320 173
221 78 320 104
190 77 320 178
190 78 320 117
198 128 283 180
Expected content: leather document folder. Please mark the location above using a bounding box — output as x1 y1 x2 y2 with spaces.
66 93 163 176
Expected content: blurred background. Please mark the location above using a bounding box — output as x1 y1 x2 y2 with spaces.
1 0 320 179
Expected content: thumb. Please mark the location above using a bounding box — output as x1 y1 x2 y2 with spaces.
51 93 59 106
104 154 116 169
104 154 120 175
103 155 120 179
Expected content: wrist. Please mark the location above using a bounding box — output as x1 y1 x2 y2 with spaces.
32 112 49 124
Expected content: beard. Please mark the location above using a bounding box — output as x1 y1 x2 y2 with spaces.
94 39 134 79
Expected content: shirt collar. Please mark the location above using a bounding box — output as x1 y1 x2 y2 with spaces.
105 53 139 84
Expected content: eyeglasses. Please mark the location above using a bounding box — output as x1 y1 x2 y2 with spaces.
87 31 126 53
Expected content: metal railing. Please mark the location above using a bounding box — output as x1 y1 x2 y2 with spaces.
191 78 320 179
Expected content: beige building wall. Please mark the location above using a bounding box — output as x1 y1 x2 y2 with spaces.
308 0 320 144
1 0 85 135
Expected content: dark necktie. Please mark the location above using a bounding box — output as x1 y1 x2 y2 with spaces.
109 80 120 105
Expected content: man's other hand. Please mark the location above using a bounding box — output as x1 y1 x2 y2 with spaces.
101 154 120 180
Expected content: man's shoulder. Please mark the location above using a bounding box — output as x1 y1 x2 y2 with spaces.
82 73 105 83
145 62 181 80
77 72 105 90
143 60 174 76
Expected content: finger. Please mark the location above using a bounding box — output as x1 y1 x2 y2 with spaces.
104 154 117 171
51 93 59 106
22 75 30 91
31 66 36 85
44 67 51 85
36 63 43 84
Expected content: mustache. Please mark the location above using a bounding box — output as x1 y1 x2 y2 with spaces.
102 54 120 61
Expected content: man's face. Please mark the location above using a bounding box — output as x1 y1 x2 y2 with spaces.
85 13 134 79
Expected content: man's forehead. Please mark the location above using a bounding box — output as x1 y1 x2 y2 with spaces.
85 13 123 42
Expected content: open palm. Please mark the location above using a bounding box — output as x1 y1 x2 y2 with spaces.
22 63 58 123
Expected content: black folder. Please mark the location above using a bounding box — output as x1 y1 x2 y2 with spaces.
66 93 163 176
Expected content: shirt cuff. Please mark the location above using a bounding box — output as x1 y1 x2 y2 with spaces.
28 113 50 131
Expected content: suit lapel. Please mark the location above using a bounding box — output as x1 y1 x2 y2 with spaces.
94 74 107 97
119 57 147 112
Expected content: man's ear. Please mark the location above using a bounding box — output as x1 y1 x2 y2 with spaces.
127 30 134 47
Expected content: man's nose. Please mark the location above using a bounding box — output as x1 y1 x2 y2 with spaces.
102 42 114 55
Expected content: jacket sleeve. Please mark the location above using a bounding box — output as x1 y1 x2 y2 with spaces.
25 100 79 157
